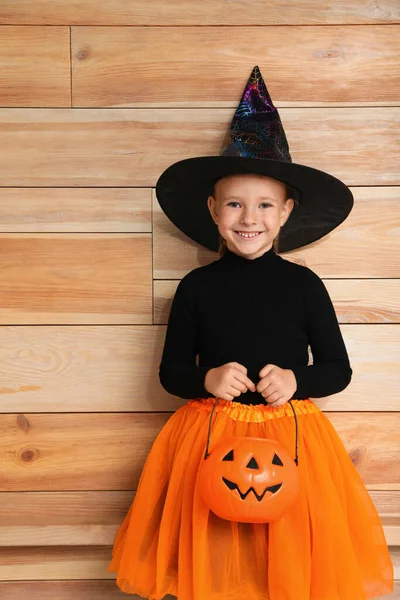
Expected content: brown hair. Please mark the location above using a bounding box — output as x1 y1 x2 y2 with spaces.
214 180 301 257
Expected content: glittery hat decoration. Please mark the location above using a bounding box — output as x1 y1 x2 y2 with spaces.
222 65 291 162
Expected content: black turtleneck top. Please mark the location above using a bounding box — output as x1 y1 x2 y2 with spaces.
159 246 352 405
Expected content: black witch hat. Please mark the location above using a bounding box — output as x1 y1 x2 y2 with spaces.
156 66 353 253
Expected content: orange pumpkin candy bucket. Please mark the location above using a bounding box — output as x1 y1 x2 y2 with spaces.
197 398 300 523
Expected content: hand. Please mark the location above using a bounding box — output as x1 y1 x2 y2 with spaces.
204 362 257 401
256 364 297 407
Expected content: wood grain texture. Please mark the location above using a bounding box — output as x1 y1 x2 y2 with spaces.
0 188 152 232
0 3 398 593
0 412 398 491
0 490 398 547
71 26 400 107
0 108 398 186
153 188 400 279
0 234 152 324
0 27 70 107
0 580 139 600
0 546 116 580
0 546 397 580
1 0 399 25
0 580 396 599
0 325 399 411
0 326 179 412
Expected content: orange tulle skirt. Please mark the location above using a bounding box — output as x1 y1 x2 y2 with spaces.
107 398 394 600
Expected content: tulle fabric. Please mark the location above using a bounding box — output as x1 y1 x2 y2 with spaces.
107 398 394 600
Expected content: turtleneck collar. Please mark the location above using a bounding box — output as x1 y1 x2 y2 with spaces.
218 245 278 270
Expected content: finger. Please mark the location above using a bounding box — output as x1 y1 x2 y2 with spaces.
228 385 242 397
265 392 283 404
242 375 257 391
259 363 275 378
268 397 287 407
258 370 283 392
263 382 279 396
246 377 257 391
234 373 256 392
231 362 248 374
231 377 248 394
258 378 275 395
231 364 256 390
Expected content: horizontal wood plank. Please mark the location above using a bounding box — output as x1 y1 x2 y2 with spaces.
0 108 398 186
0 27 70 107
153 187 400 278
0 234 152 324
0 188 152 232
0 412 398 491
71 26 400 107
0 580 138 600
0 490 398 546
1 0 399 25
0 546 115 580
0 325 399 411
0 546 398 583
0 412 171 491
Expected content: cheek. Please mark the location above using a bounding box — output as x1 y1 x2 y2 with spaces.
269 208 281 219
217 211 234 228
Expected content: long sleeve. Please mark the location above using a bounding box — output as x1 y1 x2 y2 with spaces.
290 269 353 399
159 273 214 399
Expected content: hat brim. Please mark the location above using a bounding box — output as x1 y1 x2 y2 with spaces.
155 156 354 253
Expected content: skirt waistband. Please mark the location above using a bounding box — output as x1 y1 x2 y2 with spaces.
187 398 321 423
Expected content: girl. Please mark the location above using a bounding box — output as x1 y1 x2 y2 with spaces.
107 66 394 600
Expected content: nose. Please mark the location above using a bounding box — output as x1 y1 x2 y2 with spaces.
239 207 258 226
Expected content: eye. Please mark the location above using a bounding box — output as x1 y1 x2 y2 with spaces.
226 202 272 208
222 449 234 461
272 453 284 466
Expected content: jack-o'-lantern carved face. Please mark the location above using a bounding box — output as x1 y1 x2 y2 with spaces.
197 436 299 523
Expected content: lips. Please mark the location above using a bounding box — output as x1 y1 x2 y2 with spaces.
222 477 282 502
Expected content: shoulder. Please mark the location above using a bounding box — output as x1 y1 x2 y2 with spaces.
174 269 199 296
172 253 222 299
276 255 332 308
179 256 222 284
177 262 213 286
173 264 210 303
275 254 324 288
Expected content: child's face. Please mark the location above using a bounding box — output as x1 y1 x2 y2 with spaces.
207 173 294 259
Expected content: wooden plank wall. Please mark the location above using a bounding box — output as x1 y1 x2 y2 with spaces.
0 1 399 598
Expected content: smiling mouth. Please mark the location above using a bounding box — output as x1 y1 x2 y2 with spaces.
222 477 282 502
235 231 263 239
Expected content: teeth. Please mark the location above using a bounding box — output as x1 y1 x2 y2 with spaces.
237 232 260 238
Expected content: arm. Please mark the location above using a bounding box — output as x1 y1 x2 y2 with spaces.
159 273 214 399
290 269 352 399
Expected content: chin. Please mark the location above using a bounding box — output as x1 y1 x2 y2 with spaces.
229 238 272 251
